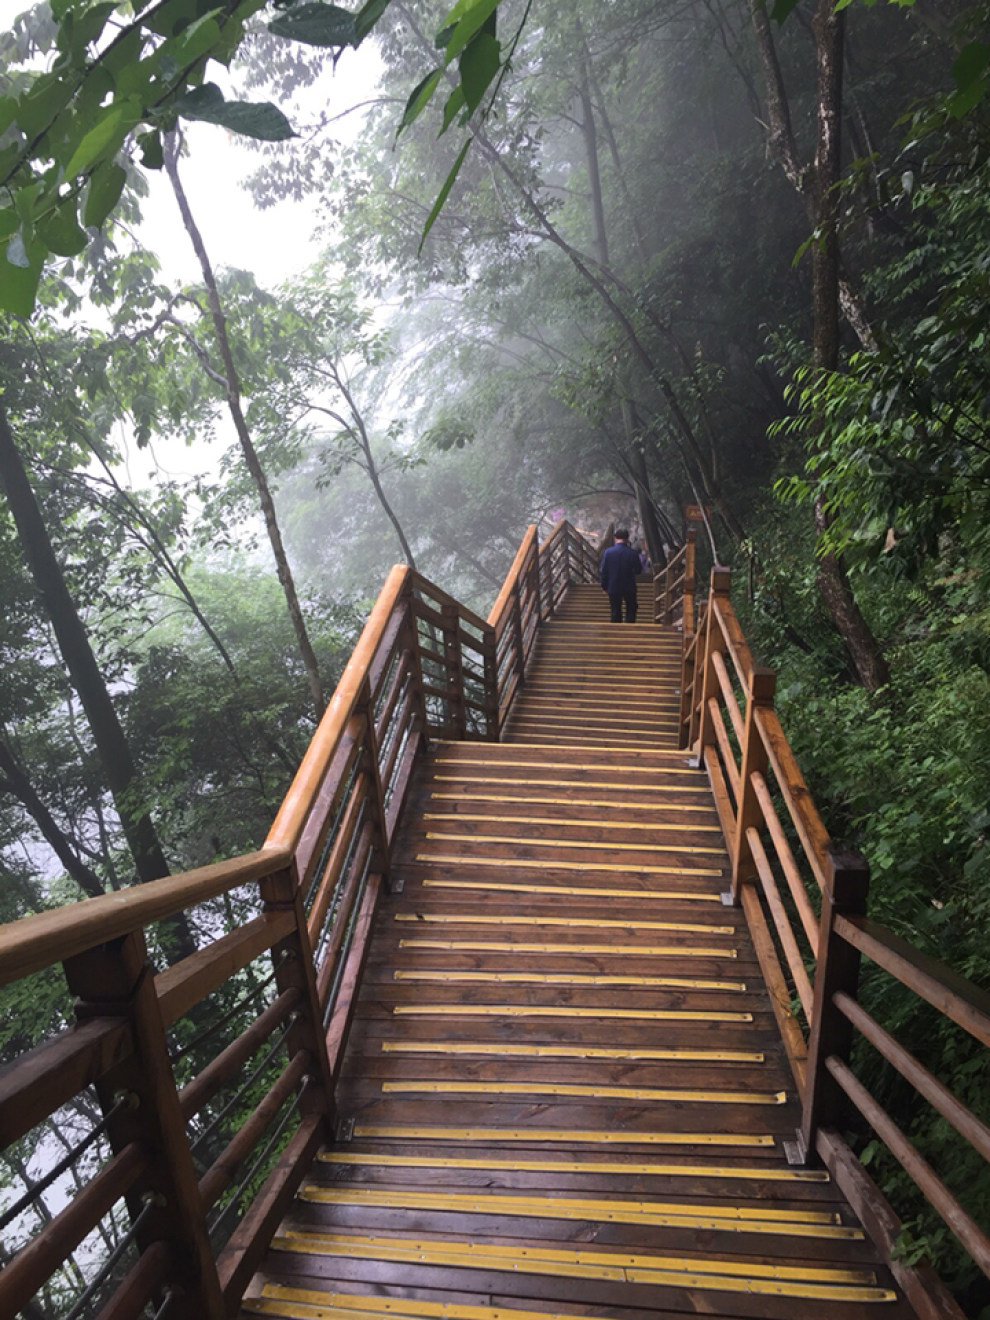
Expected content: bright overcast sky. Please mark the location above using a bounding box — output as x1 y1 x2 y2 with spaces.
1 0 382 287
2 1 383 487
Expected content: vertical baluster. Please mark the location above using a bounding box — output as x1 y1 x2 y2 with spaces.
729 666 777 903
800 849 870 1160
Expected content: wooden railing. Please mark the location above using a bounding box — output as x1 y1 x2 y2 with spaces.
487 520 598 732
652 527 695 627
682 566 989 1320
0 524 596 1320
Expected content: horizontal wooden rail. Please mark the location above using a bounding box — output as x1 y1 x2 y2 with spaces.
682 563 990 1307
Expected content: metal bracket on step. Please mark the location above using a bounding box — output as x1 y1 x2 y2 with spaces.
783 1130 808 1166
720 891 735 906
391 874 405 894
335 1116 355 1143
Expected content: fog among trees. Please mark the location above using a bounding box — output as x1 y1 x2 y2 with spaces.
1 0 989 1308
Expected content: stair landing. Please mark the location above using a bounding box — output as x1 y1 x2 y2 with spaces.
243 728 911 1318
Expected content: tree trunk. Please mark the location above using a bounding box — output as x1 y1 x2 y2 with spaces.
0 734 105 898
0 401 196 953
810 0 889 692
163 131 326 719
621 400 666 568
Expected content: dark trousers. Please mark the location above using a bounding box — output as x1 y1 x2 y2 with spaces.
609 590 637 623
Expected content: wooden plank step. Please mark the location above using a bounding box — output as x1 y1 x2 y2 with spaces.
243 603 912 1320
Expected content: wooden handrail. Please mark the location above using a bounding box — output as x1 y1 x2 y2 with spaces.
0 847 289 988
267 563 411 858
683 564 990 1303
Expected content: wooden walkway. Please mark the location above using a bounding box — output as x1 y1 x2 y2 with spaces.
242 587 912 1320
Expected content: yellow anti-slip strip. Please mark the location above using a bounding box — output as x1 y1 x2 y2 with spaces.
317 1149 829 1182
434 775 709 795
381 1041 764 1063
422 878 723 901
416 855 722 878
431 791 717 815
424 832 722 858
434 756 695 775
423 812 722 835
398 938 737 958
394 970 747 991
395 913 734 936
299 1187 859 1239
392 1004 752 1023
353 1124 774 1146
380 1081 787 1105
270 1234 895 1302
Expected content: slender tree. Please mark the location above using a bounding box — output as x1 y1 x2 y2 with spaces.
163 130 327 718
0 400 194 952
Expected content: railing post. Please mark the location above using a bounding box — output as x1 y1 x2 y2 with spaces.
657 563 669 625
692 566 731 764
729 665 777 904
481 623 499 740
400 585 431 749
682 529 696 630
260 864 337 1118
441 599 468 738
800 848 870 1160
62 933 226 1319
354 674 392 879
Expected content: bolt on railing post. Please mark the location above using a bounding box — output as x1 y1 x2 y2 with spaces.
692 566 731 764
800 848 870 1161
62 933 226 1320
729 666 777 905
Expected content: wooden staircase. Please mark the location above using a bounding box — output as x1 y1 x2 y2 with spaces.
242 590 912 1320
504 581 682 749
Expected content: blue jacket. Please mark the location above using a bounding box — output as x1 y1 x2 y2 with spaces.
599 542 641 594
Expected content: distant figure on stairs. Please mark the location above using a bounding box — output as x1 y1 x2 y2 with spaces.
599 528 641 623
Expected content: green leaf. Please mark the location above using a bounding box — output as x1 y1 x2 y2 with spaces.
440 83 465 132
84 160 127 227
354 0 390 42
37 194 88 254
0 236 44 316
62 106 125 179
398 68 442 133
458 31 499 116
770 0 801 20
953 41 990 91
14 72 75 138
418 137 470 255
174 83 295 140
268 2 357 46
68 2 119 61
137 130 164 169
168 13 222 66
441 0 497 62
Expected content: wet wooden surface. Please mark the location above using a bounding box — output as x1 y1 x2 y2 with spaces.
242 591 911 1320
